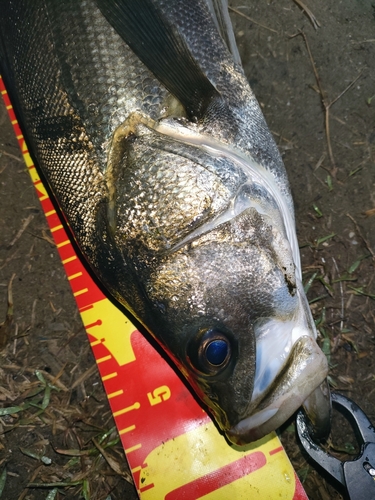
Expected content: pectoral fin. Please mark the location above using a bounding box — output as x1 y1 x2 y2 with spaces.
95 0 221 121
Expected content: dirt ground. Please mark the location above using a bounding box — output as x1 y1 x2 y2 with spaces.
0 1 374 499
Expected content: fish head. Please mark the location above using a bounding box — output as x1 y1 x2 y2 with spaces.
141 199 328 445
110 124 329 445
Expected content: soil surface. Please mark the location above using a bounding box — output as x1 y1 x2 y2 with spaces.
0 1 374 499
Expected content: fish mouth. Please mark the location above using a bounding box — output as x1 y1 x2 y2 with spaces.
227 334 330 445
226 279 330 446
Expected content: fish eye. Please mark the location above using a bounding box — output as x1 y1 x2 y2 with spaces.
188 329 233 374
205 339 229 366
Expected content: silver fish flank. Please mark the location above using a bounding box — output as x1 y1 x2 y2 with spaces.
0 0 330 444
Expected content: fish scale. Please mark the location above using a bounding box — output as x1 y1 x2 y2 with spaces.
116 141 237 248
0 0 330 445
50 1 168 165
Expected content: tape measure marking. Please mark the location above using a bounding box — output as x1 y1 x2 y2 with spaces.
0 74 308 500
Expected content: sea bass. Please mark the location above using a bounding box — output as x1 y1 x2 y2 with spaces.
0 0 331 444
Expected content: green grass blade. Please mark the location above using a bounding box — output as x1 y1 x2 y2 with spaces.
0 404 30 416
316 233 336 246
45 488 58 500
304 272 318 294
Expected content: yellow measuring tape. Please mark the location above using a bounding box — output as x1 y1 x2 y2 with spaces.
1 75 308 500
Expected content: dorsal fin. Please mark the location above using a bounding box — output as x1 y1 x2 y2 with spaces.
205 0 242 67
95 0 222 121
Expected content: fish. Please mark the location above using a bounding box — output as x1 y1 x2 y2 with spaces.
0 0 331 445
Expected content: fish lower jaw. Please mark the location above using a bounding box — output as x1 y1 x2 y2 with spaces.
226 335 329 446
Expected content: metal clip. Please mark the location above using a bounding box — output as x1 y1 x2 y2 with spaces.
296 392 375 500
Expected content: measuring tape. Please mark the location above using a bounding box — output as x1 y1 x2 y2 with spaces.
1 75 308 500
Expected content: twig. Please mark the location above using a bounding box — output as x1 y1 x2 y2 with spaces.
329 73 362 108
314 153 326 171
0 149 23 163
290 31 335 172
8 215 34 248
2 365 68 391
346 213 375 262
292 0 320 29
332 257 344 331
290 30 362 177
0 273 15 350
18 465 43 500
228 7 278 34
56 326 85 356
0 249 20 270
26 229 55 247
92 438 133 483
71 364 98 390
30 299 37 329
351 39 375 44
12 323 19 356
50 362 68 388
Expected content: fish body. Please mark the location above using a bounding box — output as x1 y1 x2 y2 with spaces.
0 0 330 444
